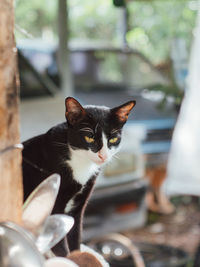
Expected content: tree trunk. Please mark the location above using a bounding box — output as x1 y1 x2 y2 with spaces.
0 0 23 223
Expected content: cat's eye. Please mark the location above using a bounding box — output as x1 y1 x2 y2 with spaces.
84 136 95 143
109 137 118 144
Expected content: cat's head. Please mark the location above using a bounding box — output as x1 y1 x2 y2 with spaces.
65 97 136 165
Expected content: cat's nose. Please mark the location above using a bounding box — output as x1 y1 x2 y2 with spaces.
98 151 107 162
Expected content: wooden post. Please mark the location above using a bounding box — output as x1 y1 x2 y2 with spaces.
0 0 23 223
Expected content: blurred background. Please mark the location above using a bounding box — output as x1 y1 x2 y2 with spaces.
15 0 200 266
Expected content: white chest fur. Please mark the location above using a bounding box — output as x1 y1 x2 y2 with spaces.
67 148 99 185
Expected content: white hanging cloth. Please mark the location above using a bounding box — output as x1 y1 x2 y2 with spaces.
162 3 200 196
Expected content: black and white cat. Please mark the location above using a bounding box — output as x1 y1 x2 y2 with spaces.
22 97 136 255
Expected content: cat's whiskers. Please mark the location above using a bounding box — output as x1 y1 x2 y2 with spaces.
112 154 120 160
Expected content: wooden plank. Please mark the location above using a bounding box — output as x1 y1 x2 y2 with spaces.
0 0 23 223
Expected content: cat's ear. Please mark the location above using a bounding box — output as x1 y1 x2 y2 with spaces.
65 97 86 125
112 100 136 123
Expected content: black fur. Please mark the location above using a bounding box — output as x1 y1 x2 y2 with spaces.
22 97 136 256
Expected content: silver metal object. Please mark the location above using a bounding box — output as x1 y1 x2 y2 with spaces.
23 174 61 236
36 214 74 254
0 221 44 267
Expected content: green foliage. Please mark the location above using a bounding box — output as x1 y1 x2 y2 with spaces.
15 0 57 39
15 0 197 64
127 0 197 63
68 0 120 42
